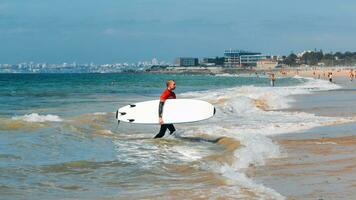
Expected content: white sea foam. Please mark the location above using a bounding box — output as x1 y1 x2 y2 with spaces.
220 165 285 200
173 146 203 161
315 141 337 145
179 77 346 199
12 113 63 122
93 112 107 116
214 73 240 77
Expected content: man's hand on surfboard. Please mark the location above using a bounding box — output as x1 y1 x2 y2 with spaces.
159 117 164 125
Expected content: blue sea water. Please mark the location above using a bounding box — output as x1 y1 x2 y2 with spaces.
0 73 333 199
0 73 299 114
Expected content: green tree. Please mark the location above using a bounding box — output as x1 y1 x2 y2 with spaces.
284 53 297 66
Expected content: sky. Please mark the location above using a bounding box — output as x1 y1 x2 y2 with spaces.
0 0 356 64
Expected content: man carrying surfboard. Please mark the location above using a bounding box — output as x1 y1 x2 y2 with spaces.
154 80 176 138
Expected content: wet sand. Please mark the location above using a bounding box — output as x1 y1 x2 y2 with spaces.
249 77 356 199
249 123 356 200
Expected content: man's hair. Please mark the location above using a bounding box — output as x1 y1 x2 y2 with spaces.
166 80 175 87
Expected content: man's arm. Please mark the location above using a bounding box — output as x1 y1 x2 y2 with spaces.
158 100 165 124
159 89 170 124
158 100 165 118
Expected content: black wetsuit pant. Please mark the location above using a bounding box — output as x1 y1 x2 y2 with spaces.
154 124 176 138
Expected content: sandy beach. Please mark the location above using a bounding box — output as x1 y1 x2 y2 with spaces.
276 67 356 80
249 76 356 199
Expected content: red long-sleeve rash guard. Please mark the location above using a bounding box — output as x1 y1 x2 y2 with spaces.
160 89 176 101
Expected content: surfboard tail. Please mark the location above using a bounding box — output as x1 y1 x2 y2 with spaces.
115 110 121 125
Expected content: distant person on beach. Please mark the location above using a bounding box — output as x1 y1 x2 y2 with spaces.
328 72 333 83
349 70 354 82
270 73 276 87
154 80 176 138
255 72 259 78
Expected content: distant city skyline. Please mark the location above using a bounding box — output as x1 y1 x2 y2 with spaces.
0 57 171 66
1 0 356 64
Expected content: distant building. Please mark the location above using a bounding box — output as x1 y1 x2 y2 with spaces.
175 57 199 67
151 58 159 66
256 59 278 70
202 57 225 66
224 49 266 68
317 62 325 67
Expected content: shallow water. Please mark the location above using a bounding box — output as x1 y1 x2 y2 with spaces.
0 73 347 199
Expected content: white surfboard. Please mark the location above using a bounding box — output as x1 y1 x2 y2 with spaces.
116 99 215 124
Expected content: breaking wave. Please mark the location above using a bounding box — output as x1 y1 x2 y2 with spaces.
12 113 63 122
176 76 347 199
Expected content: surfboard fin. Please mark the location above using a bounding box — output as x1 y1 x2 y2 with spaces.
130 104 136 108
115 110 119 119
128 119 135 122
119 112 126 115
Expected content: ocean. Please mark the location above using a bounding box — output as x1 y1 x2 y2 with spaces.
0 73 344 199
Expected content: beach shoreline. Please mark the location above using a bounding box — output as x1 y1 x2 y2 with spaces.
248 76 356 199
146 65 356 77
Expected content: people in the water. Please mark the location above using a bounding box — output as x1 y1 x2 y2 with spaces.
154 80 176 139
328 72 333 83
270 73 276 87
